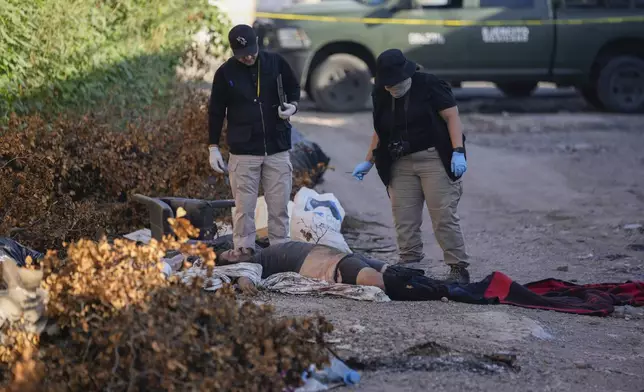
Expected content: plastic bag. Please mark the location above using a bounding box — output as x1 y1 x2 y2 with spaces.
0 237 44 267
290 187 351 253
289 127 330 185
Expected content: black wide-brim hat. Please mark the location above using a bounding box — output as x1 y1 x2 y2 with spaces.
375 48 417 87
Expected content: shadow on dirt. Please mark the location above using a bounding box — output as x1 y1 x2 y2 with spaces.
456 95 591 114
344 341 520 375
301 87 595 115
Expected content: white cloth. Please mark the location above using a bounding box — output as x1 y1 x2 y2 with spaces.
209 145 226 173
175 262 262 291
173 262 390 302
0 256 48 334
260 272 390 302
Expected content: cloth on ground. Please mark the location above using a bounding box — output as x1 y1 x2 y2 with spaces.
173 262 390 302
175 262 262 291
0 237 44 268
260 272 390 302
448 271 644 317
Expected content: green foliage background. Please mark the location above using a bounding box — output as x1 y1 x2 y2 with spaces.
0 0 231 121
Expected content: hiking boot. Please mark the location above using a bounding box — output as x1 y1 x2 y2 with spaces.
219 247 255 264
446 262 470 285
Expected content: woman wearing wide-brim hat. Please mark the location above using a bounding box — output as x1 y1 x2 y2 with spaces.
351 48 471 284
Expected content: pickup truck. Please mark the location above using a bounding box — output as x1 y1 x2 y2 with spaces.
253 0 644 113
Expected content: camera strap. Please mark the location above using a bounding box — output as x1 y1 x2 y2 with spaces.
390 92 410 141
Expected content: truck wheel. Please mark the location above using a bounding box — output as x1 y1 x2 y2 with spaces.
595 55 644 113
579 85 605 110
305 85 315 102
496 82 538 98
309 53 372 112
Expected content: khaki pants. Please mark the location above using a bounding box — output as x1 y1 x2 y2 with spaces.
388 148 468 265
228 151 292 249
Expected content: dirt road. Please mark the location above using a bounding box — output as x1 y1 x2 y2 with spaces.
260 87 644 391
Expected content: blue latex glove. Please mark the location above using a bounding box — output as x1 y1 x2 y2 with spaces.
451 152 467 177
352 161 374 181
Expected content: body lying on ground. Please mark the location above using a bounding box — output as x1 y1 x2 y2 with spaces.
216 241 644 317
217 241 449 300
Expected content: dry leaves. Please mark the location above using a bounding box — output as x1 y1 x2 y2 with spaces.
0 214 333 391
0 86 321 253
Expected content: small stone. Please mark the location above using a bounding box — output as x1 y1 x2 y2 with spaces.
625 315 632 321
627 244 644 252
624 224 643 231
574 361 591 369
556 266 569 272
441 297 449 303
572 143 593 151
349 324 366 333
577 253 594 260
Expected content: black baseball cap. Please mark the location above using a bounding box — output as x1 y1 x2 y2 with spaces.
228 24 258 57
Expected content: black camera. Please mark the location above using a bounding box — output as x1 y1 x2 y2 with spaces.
388 140 410 160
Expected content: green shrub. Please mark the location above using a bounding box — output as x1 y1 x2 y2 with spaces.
0 0 231 122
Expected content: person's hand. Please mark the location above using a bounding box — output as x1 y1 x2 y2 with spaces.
278 102 297 120
451 151 467 177
209 145 226 174
352 161 374 180
236 276 258 295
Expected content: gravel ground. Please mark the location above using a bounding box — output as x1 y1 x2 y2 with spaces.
249 86 644 391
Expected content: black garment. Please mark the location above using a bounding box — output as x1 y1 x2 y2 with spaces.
208 50 300 156
371 71 466 187
0 237 44 268
388 92 435 155
333 253 387 285
383 266 449 301
251 241 315 279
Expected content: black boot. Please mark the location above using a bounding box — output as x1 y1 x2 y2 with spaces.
446 262 470 285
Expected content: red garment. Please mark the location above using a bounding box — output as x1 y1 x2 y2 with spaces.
479 272 644 316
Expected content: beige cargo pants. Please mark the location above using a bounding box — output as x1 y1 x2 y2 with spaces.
228 151 292 250
388 148 469 265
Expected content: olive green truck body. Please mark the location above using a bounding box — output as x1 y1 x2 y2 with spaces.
253 0 644 113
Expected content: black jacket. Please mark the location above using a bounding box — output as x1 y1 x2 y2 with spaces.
371 71 466 188
208 50 300 156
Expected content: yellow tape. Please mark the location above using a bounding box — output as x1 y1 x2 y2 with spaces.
255 11 644 26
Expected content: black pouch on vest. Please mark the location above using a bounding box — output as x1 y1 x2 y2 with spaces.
383 269 450 301
274 121 292 151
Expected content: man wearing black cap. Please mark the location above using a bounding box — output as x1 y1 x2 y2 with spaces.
208 24 301 261
351 48 471 284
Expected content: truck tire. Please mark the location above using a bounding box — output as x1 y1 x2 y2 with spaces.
579 85 605 110
595 55 644 113
496 82 538 98
309 53 372 112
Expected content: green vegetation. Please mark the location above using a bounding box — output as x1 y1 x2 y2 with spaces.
0 0 231 122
